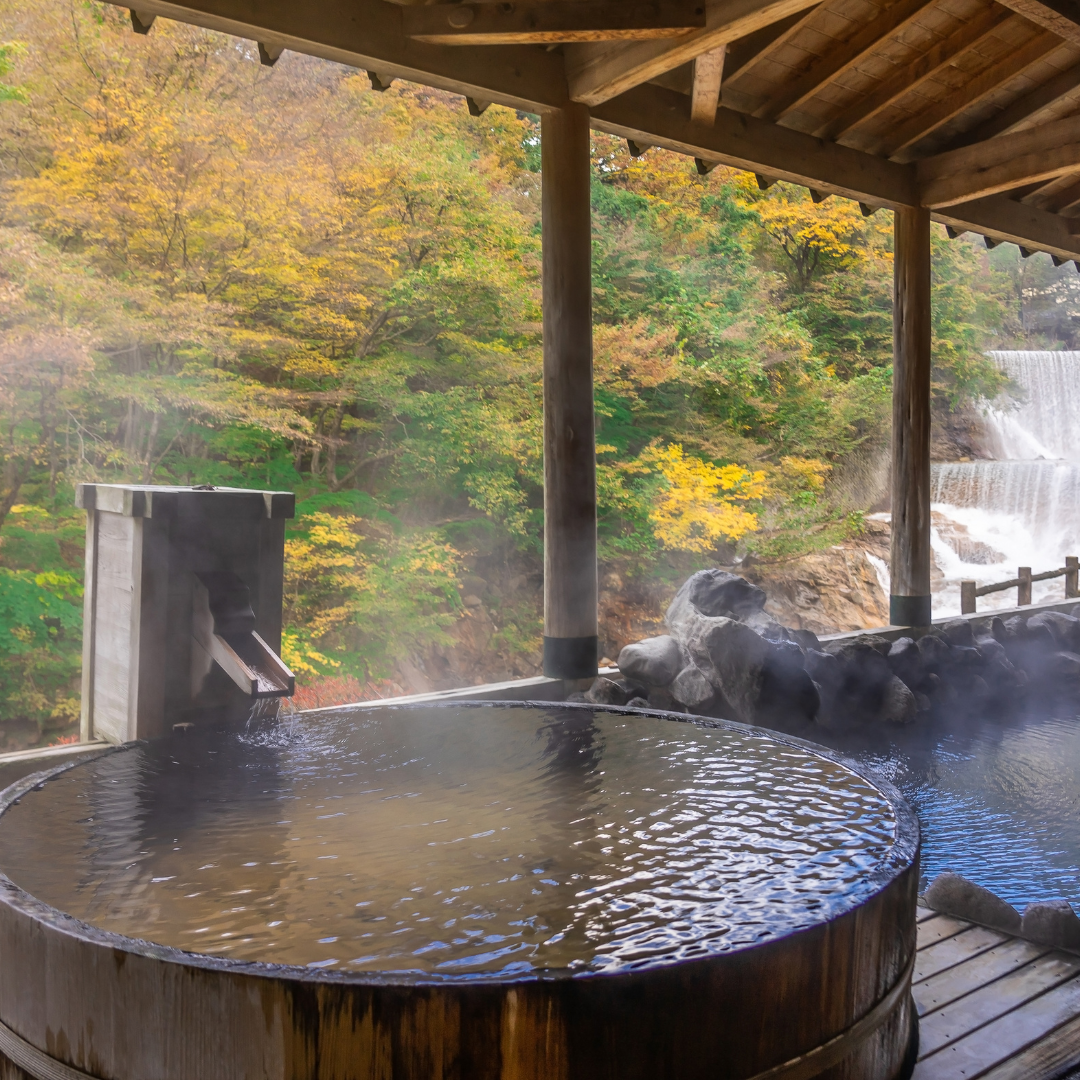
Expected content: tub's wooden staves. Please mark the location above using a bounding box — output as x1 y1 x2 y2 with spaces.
911 906 1080 1079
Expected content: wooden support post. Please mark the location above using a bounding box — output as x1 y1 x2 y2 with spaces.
542 103 598 680
960 580 976 615
1018 566 1032 606
890 206 933 627
1066 555 1078 598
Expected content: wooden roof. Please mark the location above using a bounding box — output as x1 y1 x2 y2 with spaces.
118 0 1080 260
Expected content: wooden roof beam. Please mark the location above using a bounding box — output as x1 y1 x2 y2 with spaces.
995 0 1080 46
102 0 570 114
934 194 1080 260
759 0 937 123
589 83 916 205
948 60 1080 148
565 0 821 106
918 112 1080 206
881 28 1062 161
815 8 1010 141
404 0 706 46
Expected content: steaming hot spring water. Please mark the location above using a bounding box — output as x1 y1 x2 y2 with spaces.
835 350 1080 912
0 704 903 974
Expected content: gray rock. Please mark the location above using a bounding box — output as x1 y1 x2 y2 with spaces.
686 568 767 619
880 675 917 725
756 640 818 728
1045 650 1080 681
617 635 685 688
1022 900 1080 951
624 696 651 710
974 636 1006 664
683 617 769 724
666 569 766 634
887 637 922 688
671 664 715 710
1028 611 1080 652
917 633 951 670
789 628 821 650
924 872 1021 933
647 686 675 712
804 649 841 692
941 618 976 648
584 676 645 706
742 610 788 639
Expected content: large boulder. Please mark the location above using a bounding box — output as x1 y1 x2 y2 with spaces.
670 663 716 711
681 616 769 724
617 635 685 688
666 569 767 634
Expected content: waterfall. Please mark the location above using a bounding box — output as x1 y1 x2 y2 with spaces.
928 351 1080 616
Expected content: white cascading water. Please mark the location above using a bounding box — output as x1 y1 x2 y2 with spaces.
928 351 1080 616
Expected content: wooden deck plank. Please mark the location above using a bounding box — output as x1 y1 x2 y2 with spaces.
913 938 1051 1017
918 905 939 923
915 926 1008 983
919 954 1080 1056
913 973 1080 1080
976 1010 1080 1080
918 913 974 950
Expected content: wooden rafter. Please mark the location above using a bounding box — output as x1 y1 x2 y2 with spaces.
880 27 1063 160
814 7 1010 141
403 0 706 46
564 0 821 106
691 46 726 122
757 0 936 123
1023 168 1080 202
996 0 1080 46
918 112 1080 206
721 7 818 86
949 60 1080 147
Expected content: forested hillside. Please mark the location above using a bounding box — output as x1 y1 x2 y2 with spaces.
0 0 1067 746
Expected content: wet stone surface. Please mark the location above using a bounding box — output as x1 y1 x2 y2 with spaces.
0 705 898 977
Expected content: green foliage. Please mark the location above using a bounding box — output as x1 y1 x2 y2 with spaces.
0 0 1044 735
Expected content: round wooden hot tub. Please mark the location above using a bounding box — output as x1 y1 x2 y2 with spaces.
0 702 918 1080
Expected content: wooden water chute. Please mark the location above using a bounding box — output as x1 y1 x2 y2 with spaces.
76 483 296 743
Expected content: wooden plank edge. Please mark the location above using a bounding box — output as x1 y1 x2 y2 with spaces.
976 1008 1080 1080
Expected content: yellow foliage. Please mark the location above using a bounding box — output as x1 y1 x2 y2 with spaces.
780 456 831 493
280 629 340 678
637 443 765 552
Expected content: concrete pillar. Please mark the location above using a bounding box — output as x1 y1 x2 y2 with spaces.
889 206 932 627
541 103 598 679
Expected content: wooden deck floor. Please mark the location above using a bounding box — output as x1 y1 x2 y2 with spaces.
911 905 1080 1079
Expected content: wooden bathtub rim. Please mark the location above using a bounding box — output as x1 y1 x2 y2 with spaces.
0 703 921 1080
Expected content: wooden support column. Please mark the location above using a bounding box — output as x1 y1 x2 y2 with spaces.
542 102 598 679
890 206 932 627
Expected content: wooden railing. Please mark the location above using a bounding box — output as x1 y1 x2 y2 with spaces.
960 557 1080 614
